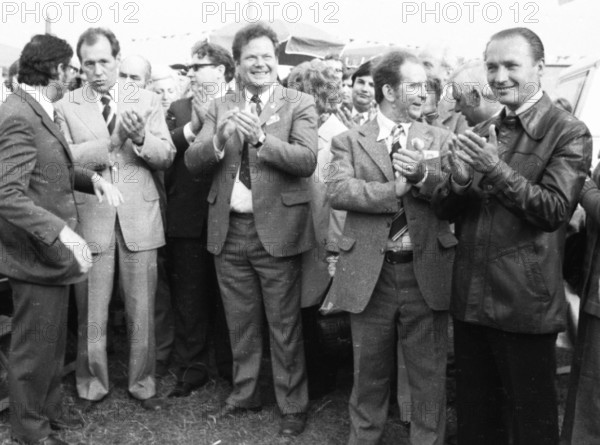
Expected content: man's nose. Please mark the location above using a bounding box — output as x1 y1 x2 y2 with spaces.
494 66 509 83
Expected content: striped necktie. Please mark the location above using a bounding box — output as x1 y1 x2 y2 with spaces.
389 125 408 241
100 94 116 134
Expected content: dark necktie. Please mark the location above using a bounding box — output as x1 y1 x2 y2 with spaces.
389 125 409 242
239 94 262 189
100 94 116 135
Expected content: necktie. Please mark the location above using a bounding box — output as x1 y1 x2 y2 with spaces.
100 94 116 135
389 125 409 242
239 94 262 189
353 113 364 125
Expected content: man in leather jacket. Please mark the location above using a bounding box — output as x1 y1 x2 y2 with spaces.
432 27 592 445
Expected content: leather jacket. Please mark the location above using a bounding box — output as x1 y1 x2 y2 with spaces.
433 93 592 334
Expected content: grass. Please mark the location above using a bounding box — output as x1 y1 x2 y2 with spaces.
0 331 573 445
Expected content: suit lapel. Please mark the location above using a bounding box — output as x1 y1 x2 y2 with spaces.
15 87 74 163
406 121 434 152
259 85 286 127
73 87 109 139
357 120 394 181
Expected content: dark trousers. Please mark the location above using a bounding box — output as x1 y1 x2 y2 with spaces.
348 261 448 445
214 213 308 414
561 311 600 444
166 236 231 384
453 319 559 445
8 279 69 443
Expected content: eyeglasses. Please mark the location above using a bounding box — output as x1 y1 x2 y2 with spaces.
187 63 216 72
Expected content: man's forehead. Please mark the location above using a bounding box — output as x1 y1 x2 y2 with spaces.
485 36 534 61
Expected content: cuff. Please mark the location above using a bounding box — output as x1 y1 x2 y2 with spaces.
183 122 196 144
213 135 225 160
450 174 472 194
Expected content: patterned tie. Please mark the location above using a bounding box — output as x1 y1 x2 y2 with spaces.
239 94 262 189
100 94 116 134
389 125 409 242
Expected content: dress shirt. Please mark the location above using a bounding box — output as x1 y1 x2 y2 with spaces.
351 107 369 126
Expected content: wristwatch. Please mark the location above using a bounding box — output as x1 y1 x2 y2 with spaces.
253 133 266 148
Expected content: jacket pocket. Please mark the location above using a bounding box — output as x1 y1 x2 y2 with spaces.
437 232 458 249
281 190 310 206
338 236 356 252
207 187 217 204
143 187 160 201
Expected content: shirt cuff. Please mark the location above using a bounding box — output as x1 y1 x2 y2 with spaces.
213 135 225 160
183 122 196 144
450 174 472 194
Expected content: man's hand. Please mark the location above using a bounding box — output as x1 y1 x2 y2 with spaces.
92 174 124 207
392 148 426 184
121 110 150 146
336 106 357 129
58 225 92 274
109 117 127 152
191 89 209 135
394 174 412 197
215 108 239 149
455 125 500 174
448 136 473 185
231 104 263 146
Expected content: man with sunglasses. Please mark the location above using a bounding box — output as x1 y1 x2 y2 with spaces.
164 41 235 398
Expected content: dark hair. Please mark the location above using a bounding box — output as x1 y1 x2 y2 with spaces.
372 50 420 104
77 27 120 61
193 42 235 83
485 27 544 62
351 60 372 86
342 71 352 82
4 59 19 90
426 76 442 103
231 22 278 63
18 34 73 87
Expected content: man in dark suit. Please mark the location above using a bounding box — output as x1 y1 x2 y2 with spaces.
55 27 175 411
433 28 591 445
185 23 318 437
0 34 122 445
164 41 235 398
324 50 456 445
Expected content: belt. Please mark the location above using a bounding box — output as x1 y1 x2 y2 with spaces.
230 211 253 219
384 250 413 264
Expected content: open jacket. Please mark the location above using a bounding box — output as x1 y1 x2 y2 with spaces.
433 93 592 334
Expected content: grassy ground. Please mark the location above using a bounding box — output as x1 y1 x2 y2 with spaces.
0 334 573 445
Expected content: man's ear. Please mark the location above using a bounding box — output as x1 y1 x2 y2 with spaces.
467 88 481 107
382 84 396 103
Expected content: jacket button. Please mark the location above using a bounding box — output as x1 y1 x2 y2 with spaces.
386 221 391 228
380 247 385 254
486 184 493 191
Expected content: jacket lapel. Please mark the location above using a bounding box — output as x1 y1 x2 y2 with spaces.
73 88 109 139
406 121 434 152
259 85 286 127
357 120 394 181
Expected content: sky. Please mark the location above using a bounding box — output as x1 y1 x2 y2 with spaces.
1 0 599 66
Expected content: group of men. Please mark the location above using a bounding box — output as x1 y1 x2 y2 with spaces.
0 20 592 445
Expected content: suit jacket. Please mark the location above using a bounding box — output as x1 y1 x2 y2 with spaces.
323 119 457 314
55 83 175 253
0 87 95 284
164 97 210 238
185 85 318 257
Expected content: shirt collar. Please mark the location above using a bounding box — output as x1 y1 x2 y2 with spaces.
243 84 275 107
376 110 411 142
506 88 543 116
19 83 55 121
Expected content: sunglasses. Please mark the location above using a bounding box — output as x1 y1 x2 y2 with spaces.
187 63 216 72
